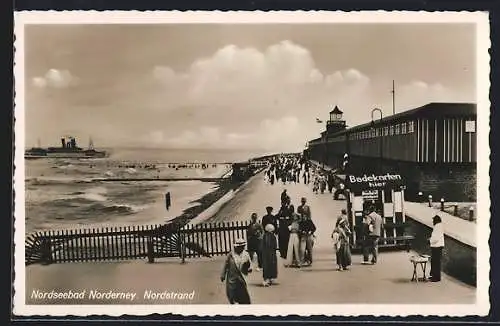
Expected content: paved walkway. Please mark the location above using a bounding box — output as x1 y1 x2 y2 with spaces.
25 172 476 305
309 160 476 248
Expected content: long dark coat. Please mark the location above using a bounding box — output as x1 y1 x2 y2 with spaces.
261 232 278 280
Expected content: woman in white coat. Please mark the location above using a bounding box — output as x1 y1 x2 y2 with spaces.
284 212 301 268
429 215 445 282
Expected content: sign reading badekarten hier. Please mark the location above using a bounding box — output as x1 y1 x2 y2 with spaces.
346 173 404 192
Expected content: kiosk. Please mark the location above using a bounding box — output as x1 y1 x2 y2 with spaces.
345 172 411 251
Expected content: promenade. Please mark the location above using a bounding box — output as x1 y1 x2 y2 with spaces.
25 172 475 305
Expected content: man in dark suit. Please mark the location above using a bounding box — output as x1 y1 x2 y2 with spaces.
299 217 316 266
262 206 278 232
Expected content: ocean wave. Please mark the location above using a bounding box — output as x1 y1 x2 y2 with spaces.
97 203 148 214
26 176 94 185
57 164 75 170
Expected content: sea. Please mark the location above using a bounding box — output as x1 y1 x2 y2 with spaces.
24 148 265 234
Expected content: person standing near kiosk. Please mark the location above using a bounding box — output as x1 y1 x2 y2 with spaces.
366 207 383 264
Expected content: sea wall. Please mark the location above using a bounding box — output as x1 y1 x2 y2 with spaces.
187 168 265 226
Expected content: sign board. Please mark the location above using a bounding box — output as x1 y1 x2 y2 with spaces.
353 196 363 212
362 190 379 200
465 120 476 133
346 173 404 192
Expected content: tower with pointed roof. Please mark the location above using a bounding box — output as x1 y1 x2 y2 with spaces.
326 105 347 135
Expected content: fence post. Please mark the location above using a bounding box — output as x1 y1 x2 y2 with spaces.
147 236 155 263
179 225 186 264
453 204 458 217
428 195 433 207
440 198 445 212
41 237 52 265
469 206 475 221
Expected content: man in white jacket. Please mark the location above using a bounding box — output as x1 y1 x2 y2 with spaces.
429 215 445 282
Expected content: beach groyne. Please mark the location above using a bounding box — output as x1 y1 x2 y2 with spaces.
92 177 227 182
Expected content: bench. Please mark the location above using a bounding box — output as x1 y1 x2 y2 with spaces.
354 235 415 252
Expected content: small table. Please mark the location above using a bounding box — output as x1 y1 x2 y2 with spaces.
410 255 430 283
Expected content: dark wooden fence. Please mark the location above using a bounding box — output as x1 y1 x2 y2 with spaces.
25 221 251 266
26 219 413 266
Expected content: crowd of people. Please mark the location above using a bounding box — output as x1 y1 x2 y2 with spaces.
220 195 316 304
220 155 446 304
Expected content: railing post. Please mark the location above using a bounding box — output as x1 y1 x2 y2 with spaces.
453 204 459 217
41 237 52 265
440 198 445 212
147 236 155 263
179 225 186 264
428 195 433 207
418 191 423 203
469 206 475 221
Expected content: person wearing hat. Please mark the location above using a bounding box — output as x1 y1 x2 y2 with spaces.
366 207 383 264
336 209 349 228
285 211 301 268
220 238 252 304
246 213 264 271
261 224 278 286
280 189 290 207
332 217 352 270
262 206 278 233
299 213 317 266
297 197 311 220
429 215 445 282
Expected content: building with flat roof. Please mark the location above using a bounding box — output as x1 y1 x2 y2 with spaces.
305 102 477 201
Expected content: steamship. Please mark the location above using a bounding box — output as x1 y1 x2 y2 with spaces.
25 136 107 159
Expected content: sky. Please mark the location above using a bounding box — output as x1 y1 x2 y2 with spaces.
23 23 476 153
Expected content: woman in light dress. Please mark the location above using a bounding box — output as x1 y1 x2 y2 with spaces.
284 211 301 268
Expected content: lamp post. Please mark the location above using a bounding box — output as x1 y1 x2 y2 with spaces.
371 108 383 174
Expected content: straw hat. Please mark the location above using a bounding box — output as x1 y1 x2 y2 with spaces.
234 238 246 247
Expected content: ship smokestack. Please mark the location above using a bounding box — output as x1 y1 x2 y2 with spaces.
61 138 66 148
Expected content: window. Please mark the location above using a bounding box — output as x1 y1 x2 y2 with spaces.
395 124 400 135
408 121 414 133
389 125 394 136
401 122 407 134
384 126 389 136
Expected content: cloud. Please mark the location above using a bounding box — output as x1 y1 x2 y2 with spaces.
27 40 475 153
31 69 77 88
395 80 473 110
138 41 473 152
149 41 373 127
143 115 310 152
